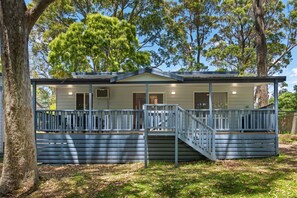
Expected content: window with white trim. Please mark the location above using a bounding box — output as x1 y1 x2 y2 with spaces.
194 92 227 109
76 93 93 110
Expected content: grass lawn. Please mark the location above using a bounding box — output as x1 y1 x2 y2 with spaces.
2 134 297 198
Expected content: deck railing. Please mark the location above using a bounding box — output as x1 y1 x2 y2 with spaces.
178 107 216 160
92 110 144 131
186 109 275 132
144 104 177 132
36 109 144 132
36 108 276 133
36 110 89 132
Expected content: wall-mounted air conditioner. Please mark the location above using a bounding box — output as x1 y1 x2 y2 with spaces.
96 88 110 99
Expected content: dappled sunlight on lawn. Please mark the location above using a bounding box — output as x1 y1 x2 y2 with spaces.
0 135 296 197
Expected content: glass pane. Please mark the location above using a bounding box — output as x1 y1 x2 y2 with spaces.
76 93 84 110
195 93 209 109
213 92 227 109
84 94 93 109
195 92 227 109
149 94 163 104
85 94 89 109
133 93 146 109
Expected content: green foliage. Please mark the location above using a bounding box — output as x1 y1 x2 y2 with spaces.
30 0 179 75
169 0 219 71
48 14 150 77
36 86 56 110
29 0 297 77
205 0 297 75
273 82 297 111
278 91 297 111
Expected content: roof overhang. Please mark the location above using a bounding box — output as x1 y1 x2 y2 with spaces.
31 76 286 85
30 68 286 85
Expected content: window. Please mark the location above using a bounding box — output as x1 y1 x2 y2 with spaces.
76 93 93 110
133 93 164 109
149 94 163 104
194 92 227 109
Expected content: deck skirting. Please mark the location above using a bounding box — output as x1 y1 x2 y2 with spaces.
36 133 276 164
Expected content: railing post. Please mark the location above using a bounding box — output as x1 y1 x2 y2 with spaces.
209 82 213 128
274 80 279 155
89 84 92 132
175 105 179 167
144 105 148 168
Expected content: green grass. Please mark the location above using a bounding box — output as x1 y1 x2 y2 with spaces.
279 134 297 144
23 135 297 197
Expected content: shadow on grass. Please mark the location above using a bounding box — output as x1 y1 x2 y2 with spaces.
94 156 296 198
27 142 297 198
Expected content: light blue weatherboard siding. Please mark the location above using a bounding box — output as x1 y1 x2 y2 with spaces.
36 133 276 164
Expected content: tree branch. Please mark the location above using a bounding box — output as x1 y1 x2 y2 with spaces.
27 0 56 33
268 43 297 70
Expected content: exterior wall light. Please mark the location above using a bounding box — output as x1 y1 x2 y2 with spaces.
68 92 73 96
232 91 237 95
171 91 176 95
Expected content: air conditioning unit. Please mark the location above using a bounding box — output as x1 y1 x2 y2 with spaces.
96 88 110 99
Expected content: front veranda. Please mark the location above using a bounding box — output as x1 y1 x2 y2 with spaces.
32 78 282 164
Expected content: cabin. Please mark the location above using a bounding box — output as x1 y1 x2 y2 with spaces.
0 69 286 165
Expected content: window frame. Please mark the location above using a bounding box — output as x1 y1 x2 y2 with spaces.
132 92 165 109
193 91 229 109
75 92 93 110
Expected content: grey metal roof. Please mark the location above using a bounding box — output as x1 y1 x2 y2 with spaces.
31 68 286 85
110 68 184 82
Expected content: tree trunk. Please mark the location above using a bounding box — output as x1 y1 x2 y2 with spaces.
0 2 38 194
291 113 297 134
0 0 56 194
253 0 269 108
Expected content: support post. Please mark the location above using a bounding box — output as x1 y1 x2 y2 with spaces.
274 80 279 155
89 84 92 132
175 105 179 167
145 82 149 104
209 82 213 128
144 105 148 168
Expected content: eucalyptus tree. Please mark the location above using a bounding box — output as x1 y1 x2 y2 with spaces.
253 0 268 107
0 0 54 194
30 0 180 75
206 0 297 76
169 0 219 71
48 14 150 78
205 0 297 107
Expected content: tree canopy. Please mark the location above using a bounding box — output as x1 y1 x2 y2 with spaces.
48 14 150 78
205 0 297 75
277 84 297 111
29 0 297 77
